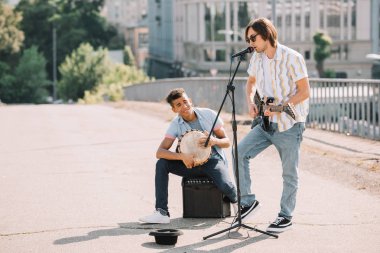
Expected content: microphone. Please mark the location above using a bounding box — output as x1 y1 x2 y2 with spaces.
231 47 254 58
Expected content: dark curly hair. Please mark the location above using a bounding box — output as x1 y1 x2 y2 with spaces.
166 88 186 106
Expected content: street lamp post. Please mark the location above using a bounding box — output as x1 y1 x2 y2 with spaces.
52 25 57 101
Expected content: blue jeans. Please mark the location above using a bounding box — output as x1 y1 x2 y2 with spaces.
234 122 305 220
155 158 238 213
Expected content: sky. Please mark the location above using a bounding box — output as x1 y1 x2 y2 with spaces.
7 0 20 6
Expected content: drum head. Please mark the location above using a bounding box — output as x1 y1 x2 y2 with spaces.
178 130 211 166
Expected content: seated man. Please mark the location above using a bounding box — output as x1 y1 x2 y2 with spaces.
139 88 238 224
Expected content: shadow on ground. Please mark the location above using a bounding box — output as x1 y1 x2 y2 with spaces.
53 218 224 245
142 231 273 252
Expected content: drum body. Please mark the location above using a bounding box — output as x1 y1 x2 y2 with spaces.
177 130 211 166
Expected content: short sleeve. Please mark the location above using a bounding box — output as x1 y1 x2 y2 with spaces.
247 54 257 77
208 109 224 131
165 120 178 140
291 53 308 82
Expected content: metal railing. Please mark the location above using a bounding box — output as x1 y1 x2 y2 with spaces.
308 79 380 140
124 77 380 140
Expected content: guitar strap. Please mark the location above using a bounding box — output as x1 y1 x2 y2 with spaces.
251 90 263 129
253 90 262 107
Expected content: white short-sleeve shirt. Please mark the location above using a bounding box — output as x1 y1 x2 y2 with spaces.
247 43 309 132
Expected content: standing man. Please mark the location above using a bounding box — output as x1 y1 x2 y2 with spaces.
139 88 238 224
234 18 310 232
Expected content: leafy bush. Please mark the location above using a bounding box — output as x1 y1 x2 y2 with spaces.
79 83 124 104
123 45 136 67
79 63 151 104
324 69 336 78
103 63 150 85
58 42 151 104
58 43 109 101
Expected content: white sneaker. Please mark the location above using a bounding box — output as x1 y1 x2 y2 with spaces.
139 210 170 224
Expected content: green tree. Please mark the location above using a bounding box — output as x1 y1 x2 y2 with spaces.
56 0 116 58
324 69 336 78
123 46 136 67
0 2 24 55
0 61 16 103
58 43 109 101
107 30 125 50
13 46 49 103
0 46 49 103
16 0 117 80
16 0 55 78
0 1 23 103
313 32 332 78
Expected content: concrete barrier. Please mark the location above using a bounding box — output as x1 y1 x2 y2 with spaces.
123 77 249 114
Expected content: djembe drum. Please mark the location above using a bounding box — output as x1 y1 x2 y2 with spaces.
177 130 211 166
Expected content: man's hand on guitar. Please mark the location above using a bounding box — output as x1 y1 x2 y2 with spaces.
263 102 280 117
249 103 258 118
264 109 276 117
251 92 297 122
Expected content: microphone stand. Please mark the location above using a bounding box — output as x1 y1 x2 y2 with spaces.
203 55 278 240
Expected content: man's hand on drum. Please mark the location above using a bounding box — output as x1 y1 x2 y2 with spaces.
181 153 195 169
198 131 214 147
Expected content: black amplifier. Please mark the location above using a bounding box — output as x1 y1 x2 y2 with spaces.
182 176 231 218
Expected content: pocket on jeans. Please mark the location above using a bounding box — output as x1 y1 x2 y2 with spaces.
298 123 305 142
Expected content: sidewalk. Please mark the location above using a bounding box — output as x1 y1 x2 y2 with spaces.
303 126 380 155
0 104 379 253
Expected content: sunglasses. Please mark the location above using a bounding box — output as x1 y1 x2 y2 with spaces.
246 33 259 43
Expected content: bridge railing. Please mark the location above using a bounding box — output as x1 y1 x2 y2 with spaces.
124 77 380 140
309 79 380 140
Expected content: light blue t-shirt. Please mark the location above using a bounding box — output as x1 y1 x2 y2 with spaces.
165 107 227 163
186 117 222 160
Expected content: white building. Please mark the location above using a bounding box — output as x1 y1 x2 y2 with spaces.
168 0 379 78
102 0 149 69
102 0 148 29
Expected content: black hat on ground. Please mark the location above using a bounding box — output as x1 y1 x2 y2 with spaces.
149 229 184 245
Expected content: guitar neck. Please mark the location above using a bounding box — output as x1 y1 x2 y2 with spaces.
265 105 284 112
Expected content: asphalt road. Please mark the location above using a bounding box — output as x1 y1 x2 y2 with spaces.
0 104 379 253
